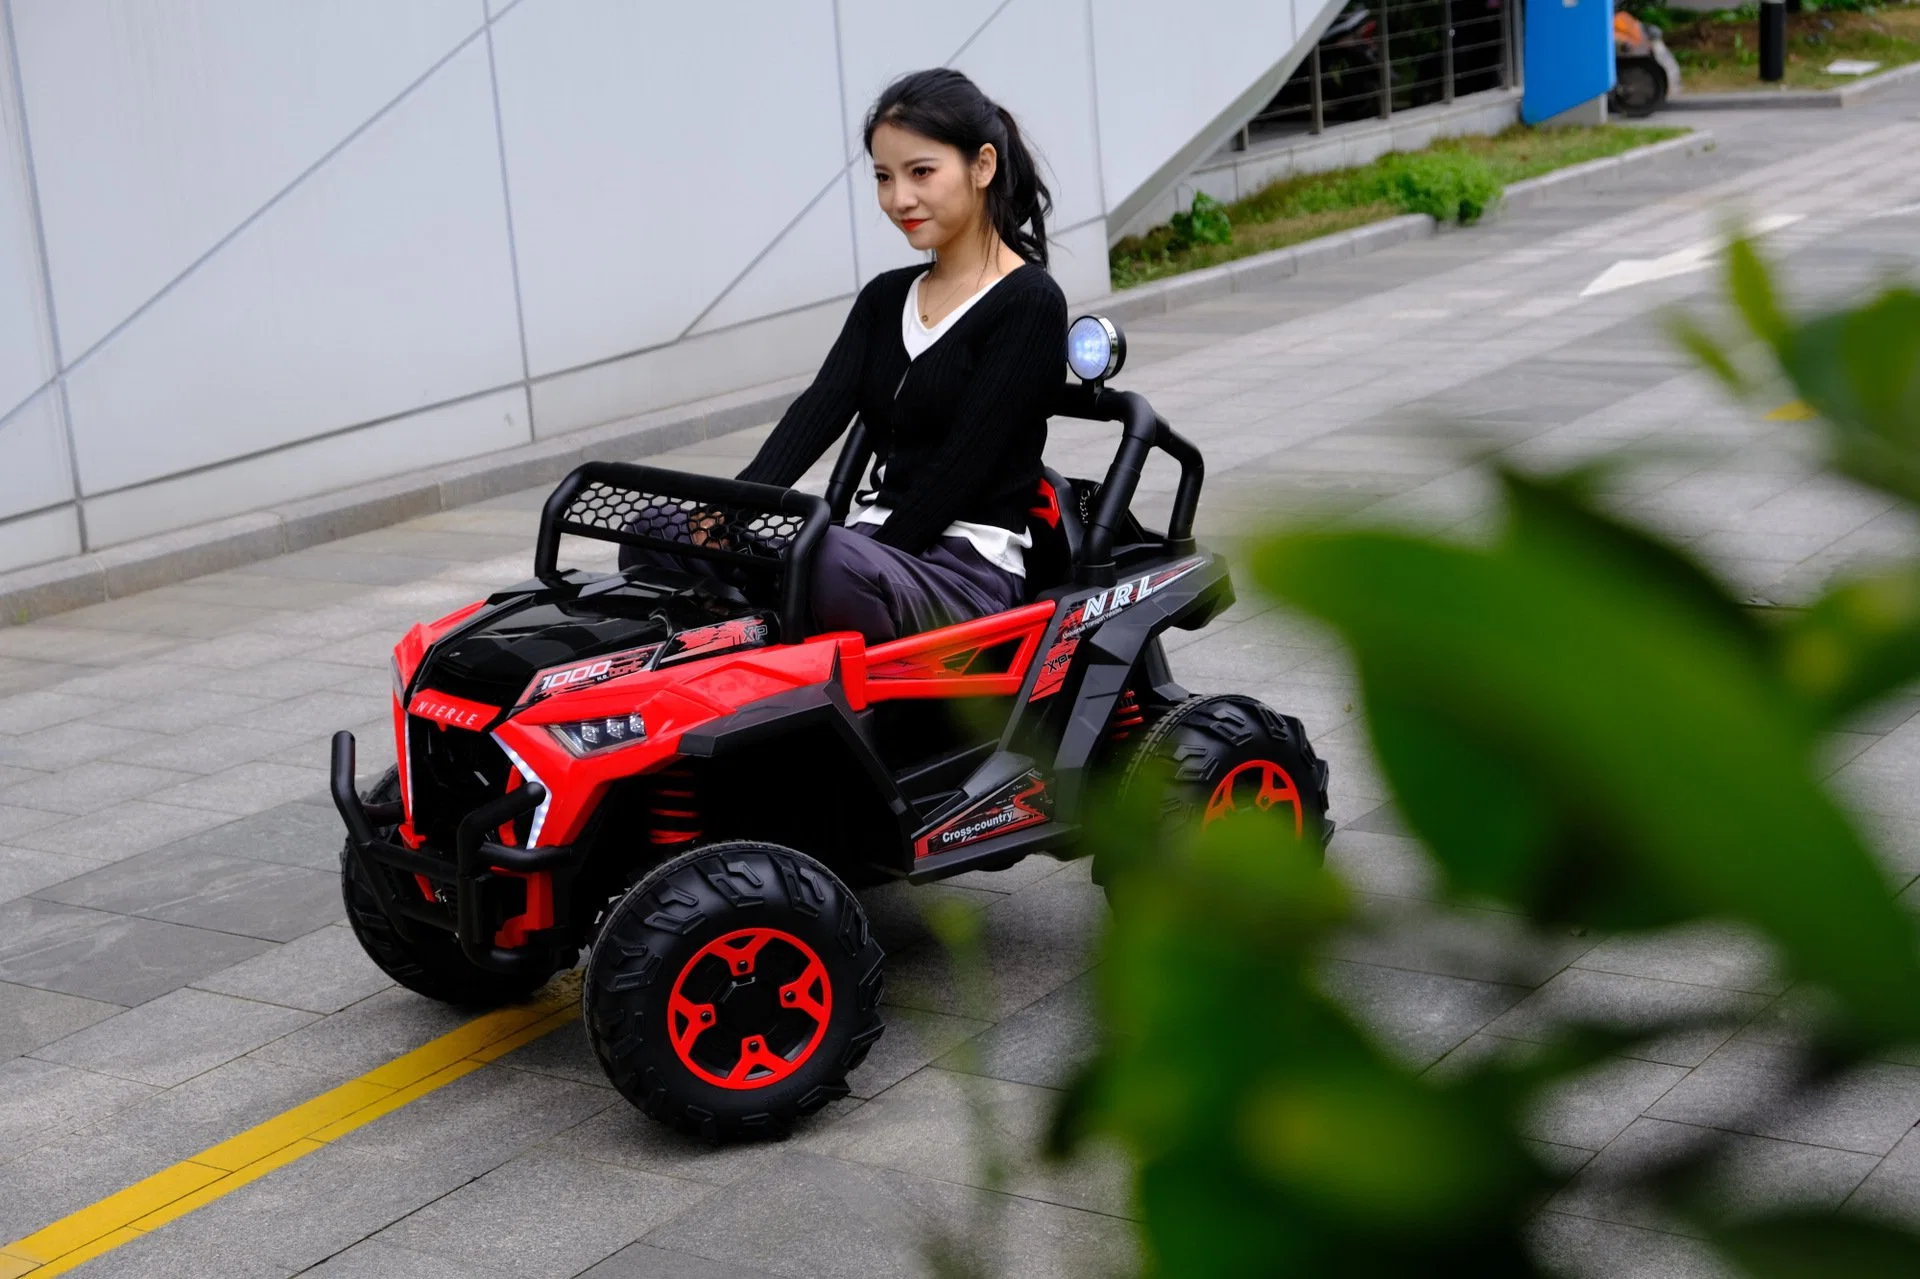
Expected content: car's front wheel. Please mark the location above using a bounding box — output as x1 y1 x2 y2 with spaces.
582 841 886 1142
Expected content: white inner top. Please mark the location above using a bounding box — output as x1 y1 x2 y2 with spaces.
847 269 1031 577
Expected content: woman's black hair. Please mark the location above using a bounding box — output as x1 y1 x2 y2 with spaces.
863 68 1052 268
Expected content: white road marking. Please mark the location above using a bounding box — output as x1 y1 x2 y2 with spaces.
1579 215 1804 297
1872 200 1920 218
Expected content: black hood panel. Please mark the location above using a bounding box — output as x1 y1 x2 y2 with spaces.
417 575 765 708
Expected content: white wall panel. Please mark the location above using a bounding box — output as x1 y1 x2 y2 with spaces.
954 0 1103 232
64 41 522 496
1093 0 1310 215
0 388 73 519
0 505 81 572
0 16 56 421
492 0 845 378
690 172 856 337
11 0 482 358
82 387 527 548
532 298 844 439
1047 217 1115 305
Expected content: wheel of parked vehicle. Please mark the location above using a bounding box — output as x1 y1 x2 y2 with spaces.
1104 694 1333 887
340 766 560 1007
582 841 886 1142
1609 60 1667 117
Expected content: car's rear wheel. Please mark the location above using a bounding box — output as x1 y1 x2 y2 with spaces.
1610 59 1666 117
582 841 886 1142
340 766 559 1007
1104 694 1333 886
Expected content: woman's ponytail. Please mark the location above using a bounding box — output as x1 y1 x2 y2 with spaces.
864 69 1053 268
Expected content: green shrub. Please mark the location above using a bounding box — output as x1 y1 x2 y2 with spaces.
1170 191 1233 250
1367 151 1503 223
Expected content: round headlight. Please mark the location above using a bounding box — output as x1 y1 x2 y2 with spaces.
1066 314 1125 383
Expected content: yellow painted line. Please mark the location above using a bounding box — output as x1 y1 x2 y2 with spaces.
3 974 581 1276
1767 399 1815 420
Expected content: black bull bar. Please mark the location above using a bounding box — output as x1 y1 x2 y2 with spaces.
330 731 578 974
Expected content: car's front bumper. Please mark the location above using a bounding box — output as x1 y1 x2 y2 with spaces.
330 730 581 974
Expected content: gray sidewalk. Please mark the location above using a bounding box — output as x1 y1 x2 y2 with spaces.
1 91 1919 1277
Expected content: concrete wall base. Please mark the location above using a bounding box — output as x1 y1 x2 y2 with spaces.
1539 93 1609 128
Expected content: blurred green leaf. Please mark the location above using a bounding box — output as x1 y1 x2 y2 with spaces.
1667 310 1745 392
1727 235 1788 346
1779 565 1920 728
1716 1212 1920 1278
1776 289 1920 507
1252 476 1920 1040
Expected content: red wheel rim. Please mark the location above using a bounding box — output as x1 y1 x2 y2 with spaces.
666 927 832 1090
1204 759 1305 837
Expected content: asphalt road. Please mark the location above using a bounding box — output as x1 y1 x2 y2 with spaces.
1 87 1918 1277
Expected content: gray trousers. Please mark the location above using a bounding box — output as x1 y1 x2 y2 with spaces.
620 520 1021 643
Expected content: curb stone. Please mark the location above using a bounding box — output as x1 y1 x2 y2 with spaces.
0 130 1714 629
1666 58 1920 110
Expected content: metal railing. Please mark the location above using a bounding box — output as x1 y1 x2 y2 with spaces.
1234 0 1517 145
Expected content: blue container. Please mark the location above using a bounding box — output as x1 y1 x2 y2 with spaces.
1522 0 1616 123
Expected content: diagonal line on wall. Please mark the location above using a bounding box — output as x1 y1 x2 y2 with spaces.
677 0 1025 346
482 3 535 443
2 0 531 428
1 0 84 544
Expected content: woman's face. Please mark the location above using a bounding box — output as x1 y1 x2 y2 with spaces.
870 122 996 255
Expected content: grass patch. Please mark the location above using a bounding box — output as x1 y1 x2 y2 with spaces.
1110 124 1688 290
1634 1 1920 92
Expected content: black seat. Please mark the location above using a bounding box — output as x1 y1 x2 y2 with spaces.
1023 467 1086 596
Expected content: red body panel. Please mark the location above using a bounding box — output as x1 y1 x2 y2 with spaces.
863 601 1055 701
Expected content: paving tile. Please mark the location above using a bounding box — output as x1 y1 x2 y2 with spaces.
248 985 476 1083
1847 1124 1920 1230
35 987 316 1086
581 1243 782 1279
1331 895 1593 987
941 854 1072 895
548 1095 817 1189
0 690 115 734
881 934 1095 1024
1487 968 1768 1068
373 1149 712 1279
1324 828 1441 900
1316 958 1529 1069
331 1059 616 1178
0 1127 179 1241
203 659 375 700
1528 1208 1737 1279
193 923 391 1013
0 845 95 901
169 800 347 871
1549 1116 1878 1237
0 979 122 1059
12 801 235 862
0 898 271 1005
138 1142 476 1273
46 1229 294 1278
644 1148 1138 1279
0 759 191 816
36 845 341 941
1526 1056 1691 1150
0 804 72 839
935 970 1096 1090
147 760 328 815
86 688 278 735
811 1068 1132 1218
70 1055 337 1167
104 723 313 775
1574 923 1787 996
304 1240 517 1277
0 1056 157 1154
214 688 390 739
1648 1039 1920 1156
0 625 179 666
845 1003 990 1100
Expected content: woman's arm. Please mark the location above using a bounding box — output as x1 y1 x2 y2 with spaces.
737 286 877 488
872 281 1067 554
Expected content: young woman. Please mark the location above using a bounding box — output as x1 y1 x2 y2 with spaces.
736 68 1068 642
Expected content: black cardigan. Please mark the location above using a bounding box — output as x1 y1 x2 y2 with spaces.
737 263 1067 555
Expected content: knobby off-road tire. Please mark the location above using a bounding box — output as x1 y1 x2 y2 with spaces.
340 766 557 1007
583 841 886 1143
1103 694 1333 887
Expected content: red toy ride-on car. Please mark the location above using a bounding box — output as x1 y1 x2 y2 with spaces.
331 314 1332 1141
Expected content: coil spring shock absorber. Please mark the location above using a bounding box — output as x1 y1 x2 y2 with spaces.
1107 689 1146 744
646 762 703 848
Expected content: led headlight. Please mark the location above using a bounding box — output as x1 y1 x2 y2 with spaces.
1066 314 1125 383
549 712 647 756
